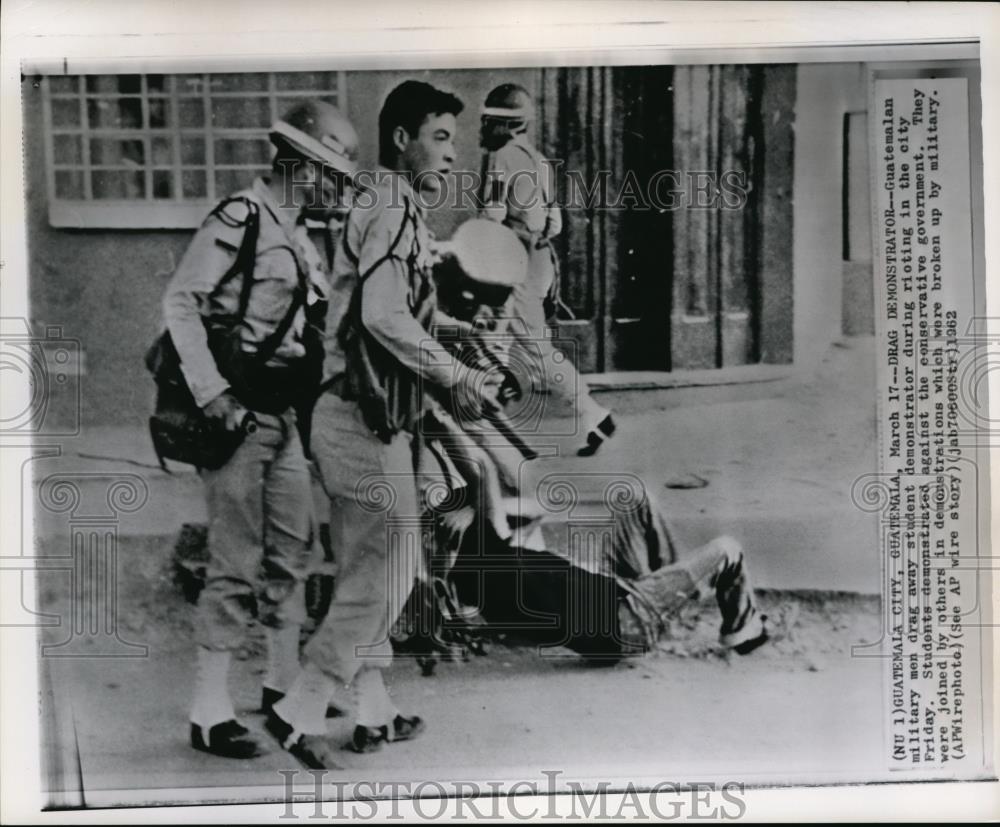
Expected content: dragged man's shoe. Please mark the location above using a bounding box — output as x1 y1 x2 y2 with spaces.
264 709 341 770
259 686 346 719
348 715 426 753
390 714 425 743
576 414 617 457
190 719 267 759
348 724 388 754
721 614 769 656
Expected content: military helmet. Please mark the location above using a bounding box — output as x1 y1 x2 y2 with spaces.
449 219 528 288
481 83 534 126
270 99 359 177
435 220 528 317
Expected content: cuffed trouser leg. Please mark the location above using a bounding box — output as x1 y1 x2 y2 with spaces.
195 410 313 652
304 393 422 685
623 535 760 649
677 536 761 644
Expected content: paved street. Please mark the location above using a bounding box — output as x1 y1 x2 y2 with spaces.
28 337 890 806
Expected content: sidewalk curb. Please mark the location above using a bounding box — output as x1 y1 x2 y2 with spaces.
583 365 793 392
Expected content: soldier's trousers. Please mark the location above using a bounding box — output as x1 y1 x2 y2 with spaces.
305 392 423 684
196 408 313 651
508 245 608 429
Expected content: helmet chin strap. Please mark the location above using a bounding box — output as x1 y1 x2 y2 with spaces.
480 105 532 119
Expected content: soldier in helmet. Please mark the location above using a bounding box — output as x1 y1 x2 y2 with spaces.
478 83 616 456
161 99 358 759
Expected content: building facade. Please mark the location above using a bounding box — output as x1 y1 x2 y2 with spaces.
23 61 973 427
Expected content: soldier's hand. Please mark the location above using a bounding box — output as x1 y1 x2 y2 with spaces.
427 239 455 266
454 367 501 419
498 370 522 403
202 391 242 430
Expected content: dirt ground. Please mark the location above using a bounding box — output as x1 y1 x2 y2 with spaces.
37 534 887 807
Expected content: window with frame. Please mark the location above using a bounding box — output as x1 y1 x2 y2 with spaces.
42 71 346 228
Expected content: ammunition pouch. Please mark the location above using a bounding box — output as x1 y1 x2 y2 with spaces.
144 330 249 471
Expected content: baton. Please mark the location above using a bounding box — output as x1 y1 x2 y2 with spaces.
461 335 537 460
481 404 538 461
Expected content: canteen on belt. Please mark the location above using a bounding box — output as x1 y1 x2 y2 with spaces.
444 219 528 288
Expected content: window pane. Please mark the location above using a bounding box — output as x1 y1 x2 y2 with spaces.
51 98 81 128
149 98 171 129
146 74 169 94
53 134 83 165
176 75 209 96
214 137 271 165
274 71 340 92
180 137 205 164
276 95 339 117
87 97 143 129
208 73 268 93
211 97 271 128
48 76 80 95
151 136 173 166
91 170 145 199
90 138 145 166
182 170 207 198
54 170 85 199
86 75 141 94
178 98 205 128
153 170 174 199
215 168 266 195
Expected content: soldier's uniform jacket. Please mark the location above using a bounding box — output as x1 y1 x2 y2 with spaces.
323 170 461 438
481 133 563 248
163 177 329 408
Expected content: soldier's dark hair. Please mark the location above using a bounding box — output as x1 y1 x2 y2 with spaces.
378 80 464 168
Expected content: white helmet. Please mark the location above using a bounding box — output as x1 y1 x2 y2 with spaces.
270 100 359 177
449 219 528 288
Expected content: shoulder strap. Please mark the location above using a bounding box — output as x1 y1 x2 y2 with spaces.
341 225 359 268
253 241 309 366
337 197 416 348
359 197 417 283
205 195 298 368
205 196 261 317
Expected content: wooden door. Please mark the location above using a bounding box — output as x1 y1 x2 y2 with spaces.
541 64 795 372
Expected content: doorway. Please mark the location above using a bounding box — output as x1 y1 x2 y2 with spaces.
540 64 795 372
